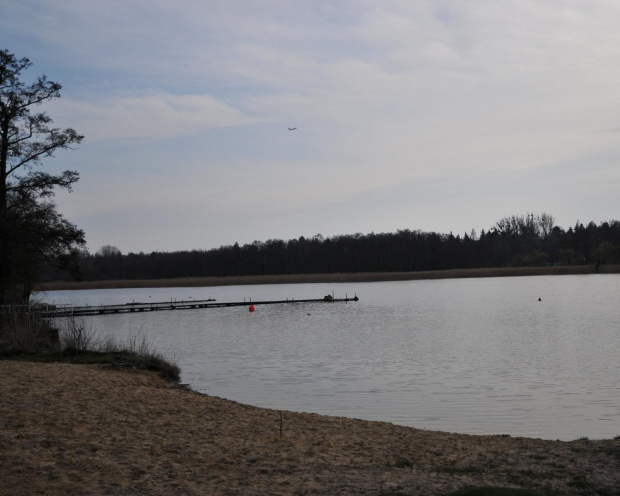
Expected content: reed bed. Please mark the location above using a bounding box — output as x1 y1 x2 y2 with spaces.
37 265 620 291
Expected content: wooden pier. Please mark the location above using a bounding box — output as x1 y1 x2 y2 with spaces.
34 295 359 318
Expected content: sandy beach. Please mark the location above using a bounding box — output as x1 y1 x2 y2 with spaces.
1 361 619 495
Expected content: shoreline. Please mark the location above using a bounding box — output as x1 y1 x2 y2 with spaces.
2 360 620 495
37 264 620 291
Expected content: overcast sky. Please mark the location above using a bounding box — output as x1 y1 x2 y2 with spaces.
2 1 619 254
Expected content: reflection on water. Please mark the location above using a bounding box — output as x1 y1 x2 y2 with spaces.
44 275 620 440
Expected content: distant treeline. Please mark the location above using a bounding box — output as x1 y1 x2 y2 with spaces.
43 214 620 282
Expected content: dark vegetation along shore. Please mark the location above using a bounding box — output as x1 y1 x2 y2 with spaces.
42 214 620 287
38 264 620 291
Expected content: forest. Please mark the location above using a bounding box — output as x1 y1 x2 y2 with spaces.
42 213 620 283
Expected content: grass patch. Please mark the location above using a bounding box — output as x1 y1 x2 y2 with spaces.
2 349 180 381
601 444 620 461
386 458 413 469
437 465 486 476
444 488 565 496
567 475 589 489
517 469 558 481
574 436 591 443
0 311 180 381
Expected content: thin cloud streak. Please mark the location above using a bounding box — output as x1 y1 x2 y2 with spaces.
48 93 263 142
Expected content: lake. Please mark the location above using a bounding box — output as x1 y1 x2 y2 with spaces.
42 274 620 441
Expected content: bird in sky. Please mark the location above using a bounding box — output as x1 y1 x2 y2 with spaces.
288 127 297 131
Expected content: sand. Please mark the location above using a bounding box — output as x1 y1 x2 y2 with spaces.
1 361 619 495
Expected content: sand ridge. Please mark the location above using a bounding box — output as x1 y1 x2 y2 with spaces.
1 361 619 495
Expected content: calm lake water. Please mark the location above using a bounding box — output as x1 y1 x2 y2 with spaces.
43 275 620 441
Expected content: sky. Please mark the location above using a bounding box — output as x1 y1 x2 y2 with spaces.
2 1 620 254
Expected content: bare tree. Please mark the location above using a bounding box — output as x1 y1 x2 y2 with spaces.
538 212 555 240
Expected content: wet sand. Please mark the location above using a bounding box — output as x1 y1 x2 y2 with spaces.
2 361 619 495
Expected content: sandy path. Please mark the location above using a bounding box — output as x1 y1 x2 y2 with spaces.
1 361 619 495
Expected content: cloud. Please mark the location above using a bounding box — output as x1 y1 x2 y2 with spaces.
48 92 262 142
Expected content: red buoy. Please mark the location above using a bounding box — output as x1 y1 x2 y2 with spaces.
249 304 255 312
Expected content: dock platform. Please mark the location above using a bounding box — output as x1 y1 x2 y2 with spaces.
35 295 359 318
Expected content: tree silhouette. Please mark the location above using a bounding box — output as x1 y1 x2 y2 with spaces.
0 49 85 304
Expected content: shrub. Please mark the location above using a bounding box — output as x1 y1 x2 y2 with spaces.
0 309 58 353
0 311 180 382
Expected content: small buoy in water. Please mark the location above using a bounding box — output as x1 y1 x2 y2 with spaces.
538 298 542 302
249 304 255 312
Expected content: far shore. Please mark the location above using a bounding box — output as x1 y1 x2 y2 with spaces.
37 264 620 291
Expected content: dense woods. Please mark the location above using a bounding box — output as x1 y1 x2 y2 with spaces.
44 214 620 282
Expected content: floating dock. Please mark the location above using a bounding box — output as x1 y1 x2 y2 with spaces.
35 295 359 318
